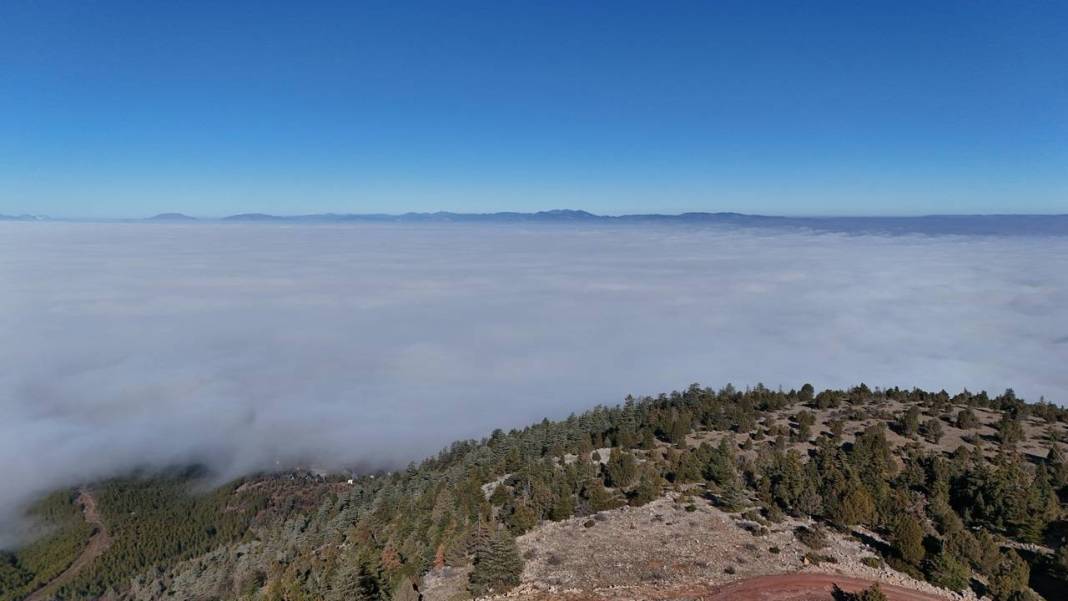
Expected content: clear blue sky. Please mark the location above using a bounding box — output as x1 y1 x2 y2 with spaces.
1 1 1065 218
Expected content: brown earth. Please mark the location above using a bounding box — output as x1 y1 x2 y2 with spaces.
25 490 111 601
457 494 974 601
479 574 953 601
702 574 955 601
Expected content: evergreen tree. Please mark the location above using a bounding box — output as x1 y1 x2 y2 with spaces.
832 479 875 527
956 408 979 430
926 550 970 592
986 550 1031 601
628 474 660 507
899 407 921 438
504 500 537 535
829 419 845 442
329 560 381 601
1048 444 1067 490
920 418 944 444
603 448 637 488
892 515 926 565
996 415 1024 447
703 438 739 487
467 529 523 597
582 479 621 513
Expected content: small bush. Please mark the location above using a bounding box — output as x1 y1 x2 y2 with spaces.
804 552 838 565
860 556 883 569
832 583 888 601
763 504 785 523
794 525 829 549
768 546 781 554
582 520 595 528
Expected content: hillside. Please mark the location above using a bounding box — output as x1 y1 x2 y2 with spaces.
2 384 1067 601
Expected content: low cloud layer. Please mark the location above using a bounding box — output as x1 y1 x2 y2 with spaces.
1 222 1066 545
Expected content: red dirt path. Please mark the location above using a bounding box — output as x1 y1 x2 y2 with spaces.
513 574 952 601
25 489 111 601
702 573 949 601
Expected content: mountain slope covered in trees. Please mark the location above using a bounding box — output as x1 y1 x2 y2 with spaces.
2 384 1067 601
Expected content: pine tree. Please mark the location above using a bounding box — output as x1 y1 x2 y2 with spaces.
704 437 739 487
1048 444 1067 490
832 479 875 527
956 408 979 430
892 515 926 565
467 529 523 597
582 479 621 513
921 418 944 444
505 500 538 534
926 550 970 592
996 415 1024 446
604 448 637 488
329 561 381 601
628 474 660 507
987 550 1031 601
899 407 921 438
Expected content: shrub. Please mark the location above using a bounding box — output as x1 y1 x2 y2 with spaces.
794 525 829 549
804 552 837 565
832 583 888 601
956 408 979 430
860 556 883 569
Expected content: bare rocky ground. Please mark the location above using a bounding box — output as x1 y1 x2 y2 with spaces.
425 492 980 601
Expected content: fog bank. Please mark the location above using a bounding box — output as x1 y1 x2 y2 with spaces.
1 222 1066 545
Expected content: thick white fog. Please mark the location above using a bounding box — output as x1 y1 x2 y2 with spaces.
1 222 1066 544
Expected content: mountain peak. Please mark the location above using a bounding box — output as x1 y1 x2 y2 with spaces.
147 213 197 221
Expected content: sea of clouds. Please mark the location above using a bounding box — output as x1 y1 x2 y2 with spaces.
1 222 1066 545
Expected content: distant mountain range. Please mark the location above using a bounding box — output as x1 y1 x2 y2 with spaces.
5 210 1068 235
146 212 199 221
198 210 1068 235
0 213 47 221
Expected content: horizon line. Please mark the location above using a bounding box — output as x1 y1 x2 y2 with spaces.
4 209 1068 222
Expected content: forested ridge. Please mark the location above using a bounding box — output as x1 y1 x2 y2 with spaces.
0 491 91 600
3 384 1067 601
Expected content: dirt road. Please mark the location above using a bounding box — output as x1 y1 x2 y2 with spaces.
25 489 111 601
701 573 951 601
503 573 955 601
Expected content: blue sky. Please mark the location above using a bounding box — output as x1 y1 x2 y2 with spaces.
1 1 1065 218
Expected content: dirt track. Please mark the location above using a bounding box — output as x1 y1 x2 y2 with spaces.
25 489 111 601
701 573 950 601
503 574 955 601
